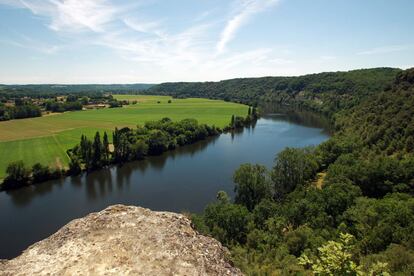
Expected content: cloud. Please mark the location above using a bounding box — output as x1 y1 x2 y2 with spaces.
123 18 165 37
8 0 118 33
357 45 410 55
216 0 279 53
0 0 293 82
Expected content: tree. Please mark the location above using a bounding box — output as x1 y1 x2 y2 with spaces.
148 130 170 155
204 191 251 245
92 131 103 168
131 139 148 160
2 161 31 189
233 164 271 211
102 132 110 164
252 107 258 119
299 233 390 275
80 135 93 170
272 147 319 199
68 156 82 175
343 195 414 254
32 163 51 183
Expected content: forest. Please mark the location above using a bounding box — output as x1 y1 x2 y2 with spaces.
178 68 414 275
148 68 400 117
0 83 154 96
1 67 413 274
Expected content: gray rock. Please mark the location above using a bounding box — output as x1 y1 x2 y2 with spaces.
0 205 243 276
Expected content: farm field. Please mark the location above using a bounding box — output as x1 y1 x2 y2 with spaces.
0 95 247 179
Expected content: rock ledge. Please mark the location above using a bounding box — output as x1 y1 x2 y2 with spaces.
0 205 242 276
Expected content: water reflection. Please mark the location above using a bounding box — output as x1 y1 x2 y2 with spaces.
260 103 332 133
0 109 330 259
2 110 329 206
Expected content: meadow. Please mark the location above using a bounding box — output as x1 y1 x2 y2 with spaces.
0 95 247 179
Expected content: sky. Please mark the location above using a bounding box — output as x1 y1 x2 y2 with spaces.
0 0 413 84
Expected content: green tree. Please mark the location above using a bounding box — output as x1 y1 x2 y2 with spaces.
2 161 31 189
233 164 271 211
32 163 51 183
272 147 319 199
131 139 148 160
68 156 82 175
299 233 390 275
147 130 170 155
203 193 251 245
92 131 103 168
102 131 110 164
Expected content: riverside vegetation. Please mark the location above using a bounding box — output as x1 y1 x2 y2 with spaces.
0 96 247 179
1 67 413 274
1 107 258 190
170 68 414 275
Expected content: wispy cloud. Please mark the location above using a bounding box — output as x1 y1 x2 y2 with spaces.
357 45 411 55
17 0 119 32
0 0 292 82
216 0 279 54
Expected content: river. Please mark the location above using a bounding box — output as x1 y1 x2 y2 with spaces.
0 109 330 259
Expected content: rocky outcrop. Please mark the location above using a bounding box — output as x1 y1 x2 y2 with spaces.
0 205 242 276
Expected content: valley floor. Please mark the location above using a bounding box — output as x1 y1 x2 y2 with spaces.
0 95 247 179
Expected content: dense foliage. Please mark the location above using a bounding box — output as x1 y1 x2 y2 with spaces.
148 68 400 117
67 117 221 173
0 90 127 120
0 118 220 190
0 83 154 98
191 68 414 275
1 107 259 190
0 103 41 121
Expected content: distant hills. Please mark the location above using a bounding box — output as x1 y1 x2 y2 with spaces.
147 67 402 116
0 68 406 118
0 83 155 95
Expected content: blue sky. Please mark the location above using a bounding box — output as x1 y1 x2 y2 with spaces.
0 0 413 84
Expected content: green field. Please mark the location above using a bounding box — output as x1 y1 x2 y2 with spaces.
0 95 247 179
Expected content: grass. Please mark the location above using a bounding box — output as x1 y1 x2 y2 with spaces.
0 95 247 179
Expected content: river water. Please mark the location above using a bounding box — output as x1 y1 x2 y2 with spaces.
0 110 330 259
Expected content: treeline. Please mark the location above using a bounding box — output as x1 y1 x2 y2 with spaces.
67 118 221 174
0 104 41 121
1 161 65 190
0 83 154 97
0 93 126 120
147 68 400 117
45 100 83 112
191 68 414 275
1 109 258 190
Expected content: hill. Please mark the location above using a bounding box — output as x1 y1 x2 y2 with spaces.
0 83 155 96
189 68 414 275
148 68 401 116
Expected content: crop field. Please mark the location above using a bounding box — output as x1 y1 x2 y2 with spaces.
0 95 247 179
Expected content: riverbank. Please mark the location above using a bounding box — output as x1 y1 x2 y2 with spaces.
0 112 329 259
